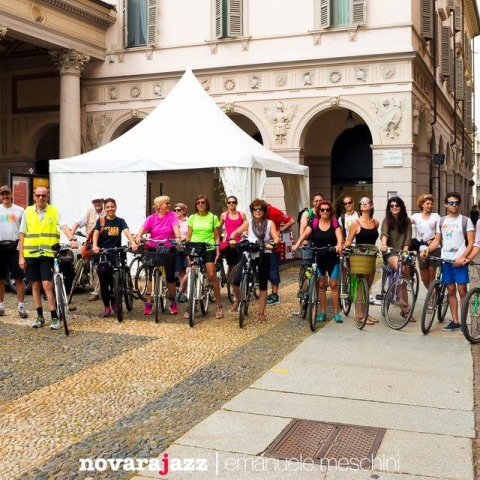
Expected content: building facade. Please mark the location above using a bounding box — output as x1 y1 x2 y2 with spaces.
0 0 479 214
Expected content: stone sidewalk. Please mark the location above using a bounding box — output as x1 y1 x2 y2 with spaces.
131 282 476 480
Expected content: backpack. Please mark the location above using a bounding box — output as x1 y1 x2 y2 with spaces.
81 216 105 260
438 215 469 245
297 207 314 225
311 217 339 231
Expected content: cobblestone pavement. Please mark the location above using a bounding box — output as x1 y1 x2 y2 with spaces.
0 266 327 480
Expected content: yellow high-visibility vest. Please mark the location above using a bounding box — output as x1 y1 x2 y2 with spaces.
23 205 60 258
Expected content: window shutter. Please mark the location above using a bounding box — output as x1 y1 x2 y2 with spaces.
454 6 461 32
465 85 472 132
215 0 223 38
320 0 330 29
122 0 127 48
447 0 454 10
147 0 157 45
456 58 464 100
441 26 451 77
351 0 366 25
421 0 433 39
227 0 242 37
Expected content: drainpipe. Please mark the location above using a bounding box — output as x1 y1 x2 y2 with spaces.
430 0 439 211
452 6 457 150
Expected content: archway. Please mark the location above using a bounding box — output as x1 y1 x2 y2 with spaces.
227 113 263 144
35 125 59 175
110 118 143 141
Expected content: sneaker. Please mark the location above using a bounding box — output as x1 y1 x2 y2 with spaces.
50 318 61 330
369 295 376 305
267 293 274 302
443 321 461 332
169 302 178 315
32 316 45 328
178 293 188 303
111 303 117 313
333 313 343 323
103 307 112 318
18 306 28 319
143 302 152 315
0 307 4 316
316 312 327 323
267 294 280 306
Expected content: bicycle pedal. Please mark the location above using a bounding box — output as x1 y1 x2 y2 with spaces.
340 293 348 299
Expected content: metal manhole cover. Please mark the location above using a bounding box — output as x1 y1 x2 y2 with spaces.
264 419 385 468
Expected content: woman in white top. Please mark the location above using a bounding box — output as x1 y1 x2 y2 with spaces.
410 194 441 289
228 199 280 322
174 203 189 302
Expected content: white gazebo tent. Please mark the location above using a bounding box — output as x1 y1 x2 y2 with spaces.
50 69 309 231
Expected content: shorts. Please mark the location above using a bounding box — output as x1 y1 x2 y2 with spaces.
223 246 242 267
418 247 441 270
317 262 340 279
203 249 217 264
442 263 469 285
0 249 25 281
26 256 54 282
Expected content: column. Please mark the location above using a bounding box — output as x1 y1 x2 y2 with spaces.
49 49 90 158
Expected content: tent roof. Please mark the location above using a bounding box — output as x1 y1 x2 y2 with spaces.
50 69 308 176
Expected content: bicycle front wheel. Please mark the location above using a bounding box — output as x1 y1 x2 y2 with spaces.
437 285 448 322
153 269 161 323
129 256 144 299
340 268 352 316
238 272 250 328
461 287 480 344
384 279 414 330
114 270 123 322
124 267 134 312
55 275 69 336
68 258 85 305
200 275 210 315
307 275 319 332
353 276 369 330
134 264 149 302
421 281 440 335
410 267 420 302
187 269 197 327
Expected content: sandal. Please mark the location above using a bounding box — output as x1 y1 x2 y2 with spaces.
230 301 239 312
258 313 267 322
367 315 378 324
216 307 224 319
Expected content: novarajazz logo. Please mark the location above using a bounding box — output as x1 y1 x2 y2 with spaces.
79 453 208 476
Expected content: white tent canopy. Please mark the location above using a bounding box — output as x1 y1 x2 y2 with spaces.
50 69 309 231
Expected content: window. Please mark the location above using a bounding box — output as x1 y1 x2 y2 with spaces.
317 0 366 29
215 0 243 39
123 0 157 48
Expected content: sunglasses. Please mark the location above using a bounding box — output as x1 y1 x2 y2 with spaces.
389 204 399 209
343 200 353 205
360 200 371 205
447 200 460 206
174 208 182 212
35 194 47 198
196 200 206 205
227 201 237 205
320 208 331 213
252 207 264 212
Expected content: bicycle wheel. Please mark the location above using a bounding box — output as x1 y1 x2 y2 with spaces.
68 258 85 304
55 275 69 336
225 263 235 304
134 264 149 302
421 281 440 334
129 256 144 299
461 287 480 344
353 276 369 330
410 267 420 302
340 268 352 316
238 272 249 328
307 274 319 332
124 267 134 312
384 279 414 330
437 284 448 322
200 274 210 315
297 265 308 318
114 270 123 322
159 270 168 313
152 269 161 323
187 269 197 327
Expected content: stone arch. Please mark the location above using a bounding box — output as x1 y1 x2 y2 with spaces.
105 110 150 144
225 105 270 148
21 117 59 159
292 99 381 148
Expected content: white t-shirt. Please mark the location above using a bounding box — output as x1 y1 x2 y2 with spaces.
0 203 24 243
437 215 474 261
340 212 359 243
411 212 441 252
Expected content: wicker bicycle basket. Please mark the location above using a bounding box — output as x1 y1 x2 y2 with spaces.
349 244 378 275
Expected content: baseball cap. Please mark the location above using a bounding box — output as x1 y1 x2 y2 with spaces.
0 185 11 194
91 193 103 202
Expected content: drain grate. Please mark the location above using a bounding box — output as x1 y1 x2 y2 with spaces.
264 419 385 468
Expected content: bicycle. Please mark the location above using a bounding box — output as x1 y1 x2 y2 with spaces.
134 239 174 323
460 261 480 343
338 248 352 317
296 245 313 319
31 244 72 336
378 248 417 330
96 246 135 322
184 241 219 327
209 257 235 304
420 256 450 335
235 240 263 328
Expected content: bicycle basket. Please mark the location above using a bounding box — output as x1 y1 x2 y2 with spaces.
185 242 207 257
349 244 378 275
237 241 261 253
144 246 172 267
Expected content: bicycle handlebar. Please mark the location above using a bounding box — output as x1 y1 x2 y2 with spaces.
30 244 72 255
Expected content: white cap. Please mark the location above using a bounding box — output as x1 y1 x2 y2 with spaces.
91 193 103 202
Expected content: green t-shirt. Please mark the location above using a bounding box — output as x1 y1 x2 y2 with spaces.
187 212 219 248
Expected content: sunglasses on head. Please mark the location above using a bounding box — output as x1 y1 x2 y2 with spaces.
320 208 331 213
196 200 206 205
343 200 353 205
447 200 460 206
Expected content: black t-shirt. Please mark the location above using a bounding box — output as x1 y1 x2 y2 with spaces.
94 216 128 249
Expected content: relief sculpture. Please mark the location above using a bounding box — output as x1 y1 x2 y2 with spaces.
370 97 405 140
86 113 112 149
264 101 298 144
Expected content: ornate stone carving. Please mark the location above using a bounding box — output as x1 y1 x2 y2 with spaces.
382 65 396 80
302 72 314 86
86 88 97 101
412 97 422 138
131 86 141 98
0 26 7 41
264 101 298 144
86 113 111 149
329 96 340 108
370 97 405 140
131 109 139 118
241 37 251 51
117 52 125 63
275 74 287 88
425 110 433 144
49 49 90 75
329 71 342 84
349 28 358 42
355 67 367 82
249 75 260 89
210 43 218 54
109 87 118 100
146 47 154 60
153 84 163 96
224 103 234 113
31 4 45 23
224 79 235 91
202 79 211 91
